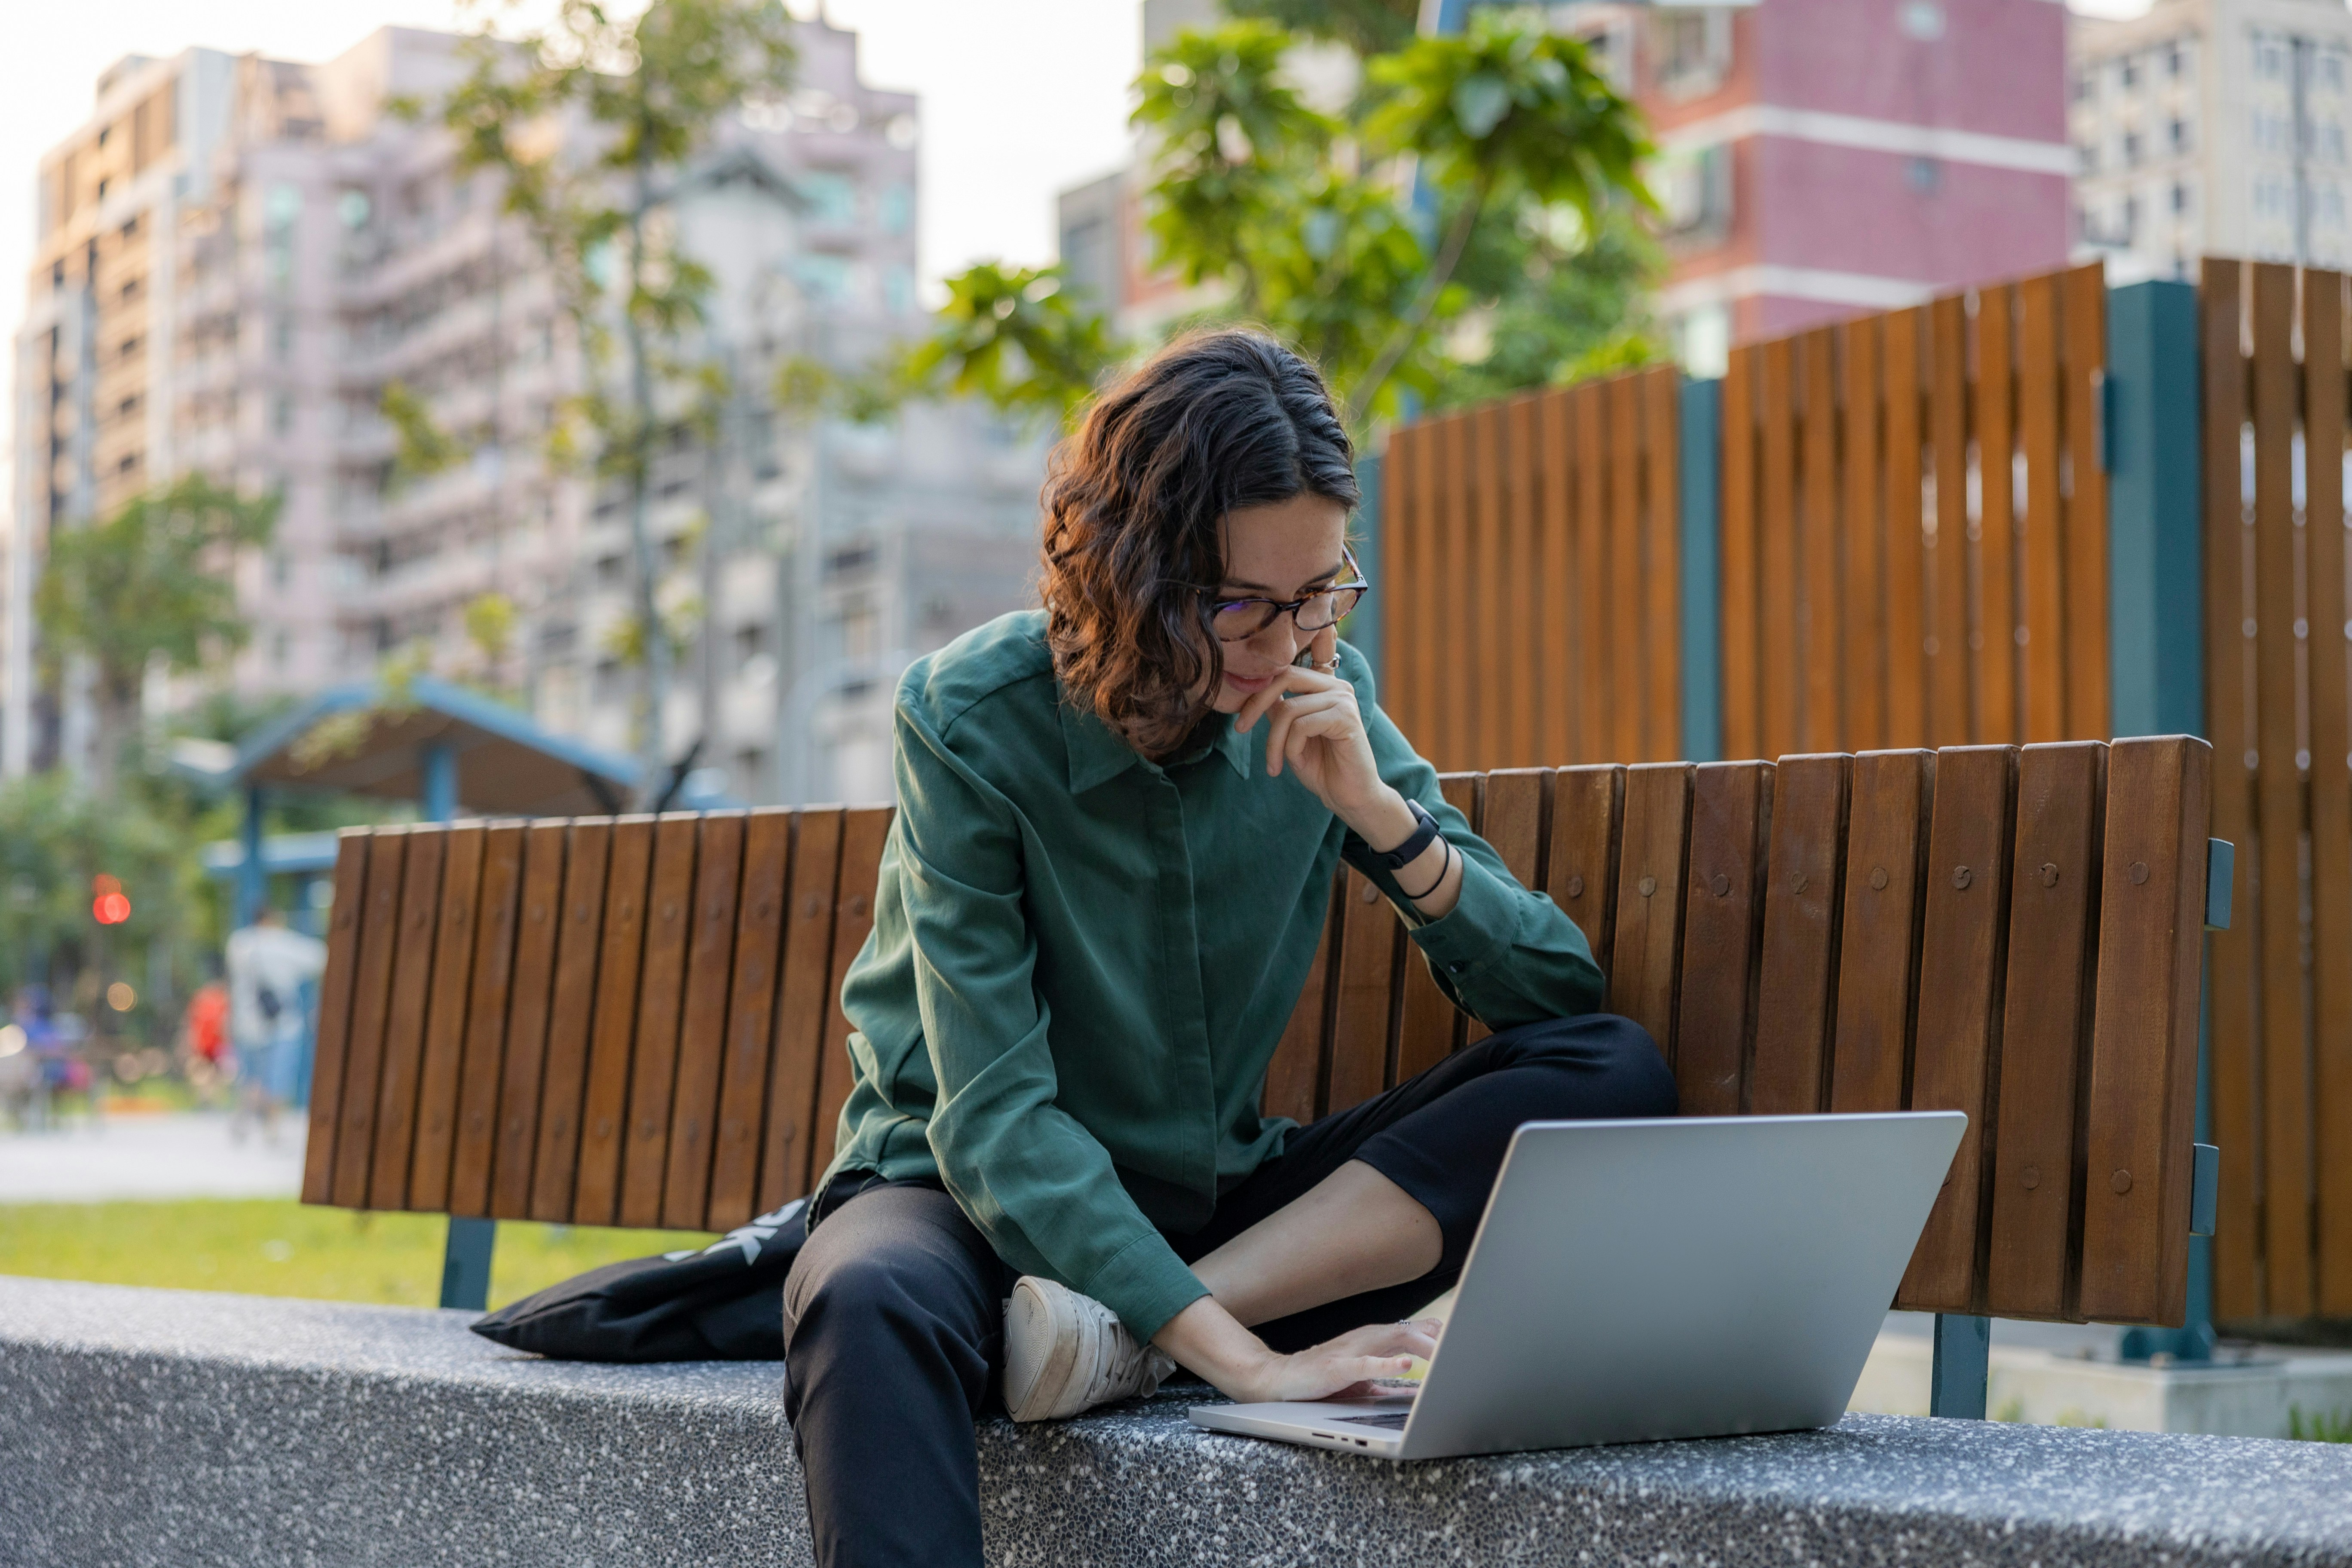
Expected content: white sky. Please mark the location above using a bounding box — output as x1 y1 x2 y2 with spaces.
0 0 1141 356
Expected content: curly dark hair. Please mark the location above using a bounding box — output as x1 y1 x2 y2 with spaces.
1039 329 1360 758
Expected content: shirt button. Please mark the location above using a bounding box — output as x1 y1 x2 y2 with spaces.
1449 962 1467 974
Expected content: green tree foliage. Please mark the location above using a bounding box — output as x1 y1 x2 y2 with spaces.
34 475 278 800
1224 0 1418 57
1429 204 1666 410
897 264 1121 426
422 0 796 792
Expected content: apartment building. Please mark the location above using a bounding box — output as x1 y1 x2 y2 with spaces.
12 19 1047 805
2071 0 2352 281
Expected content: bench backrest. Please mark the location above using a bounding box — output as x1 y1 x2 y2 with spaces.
301 736 2212 1328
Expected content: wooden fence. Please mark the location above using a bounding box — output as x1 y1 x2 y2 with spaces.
1719 264 2113 757
2202 256 2352 1325
1381 365 1684 772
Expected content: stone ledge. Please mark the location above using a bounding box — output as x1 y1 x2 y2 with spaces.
4 1276 2352 1567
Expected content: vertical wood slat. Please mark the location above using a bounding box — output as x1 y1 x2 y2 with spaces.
491 821 567 1219
2016 274 2067 742
761 808 843 1210
1505 394 1544 768
2250 259 2312 1315
1830 750 1935 1113
571 815 655 1226
1609 763 1694 1064
2200 257 2259 1319
448 821 527 1217
2079 736 2213 1325
1464 769 1549 1045
1644 368 1681 764
707 810 794 1231
407 823 486 1213
368 828 447 1211
1537 389 1579 765
1675 762 1773 1115
300 833 372 1205
1472 402 1509 768
2060 263 2113 739
1883 308 1931 750
1750 754 1853 1115
1265 884 1340 1123
1928 297 1972 746
1985 741 2106 1320
1383 422 1420 750
1758 339 1800 760
663 811 747 1230
530 821 612 1222
1799 328 1844 753
1394 776 1482 1080
332 830 410 1209
2307 269 2352 1317
1840 318 1887 752
1574 387 1612 768
1439 413 1476 771
812 807 892 1169
1721 349 1761 763
619 815 701 1229
1976 286 2020 744
1897 745 2017 1314
1328 867 1401 1109
1551 764 1626 978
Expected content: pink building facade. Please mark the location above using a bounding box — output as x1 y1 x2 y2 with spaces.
1596 0 2074 368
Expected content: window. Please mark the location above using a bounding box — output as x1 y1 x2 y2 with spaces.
597 554 625 587
2121 57 2138 89
794 254 853 303
2123 131 2141 166
2072 70 2092 103
1906 157 1941 194
2168 43 2185 78
2123 195 2140 240
272 315 294 361
798 170 858 225
271 395 294 435
2173 181 2190 213
2171 118 2190 153
878 184 913 236
2078 141 2099 175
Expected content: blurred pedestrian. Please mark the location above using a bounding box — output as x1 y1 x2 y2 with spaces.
225 909 325 1145
181 978 231 1108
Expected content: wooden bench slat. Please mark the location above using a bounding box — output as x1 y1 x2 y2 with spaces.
707 809 794 1231
1750 754 1851 1115
1642 369 1681 764
408 823 486 1213
1328 869 1401 1112
1829 750 1932 1113
1986 741 2106 1320
368 829 446 1211
1572 388 1609 764
1549 765 1624 974
664 811 748 1230
1798 328 1842 754
1898 744 2017 1314
1607 377 1645 762
1927 297 1970 745
529 820 610 1222
572 815 655 1225
1974 289 2018 744
1676 762 1773 1116
2306 271 2352 1319
1609 763 1693 1065
449 823 526 1216
616 815 702 1228
1838 319 1886 751
1393 776 1478 1082
760 808 843 1210
1757 338 1799 759
1263 880 1338 1124
812 808 893 1171
490 821 567 1219
2079 735 2211 1324
1881 308 1929 749
1466 769 1549 1046
301 833 371 1206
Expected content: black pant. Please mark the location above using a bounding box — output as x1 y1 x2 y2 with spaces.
779 1013 1676 1568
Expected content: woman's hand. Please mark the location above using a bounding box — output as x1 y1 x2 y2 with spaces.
1154 1292 1442 1404
1231 625 1400 836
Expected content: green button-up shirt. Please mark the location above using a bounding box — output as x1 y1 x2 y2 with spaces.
819 611 1603 1340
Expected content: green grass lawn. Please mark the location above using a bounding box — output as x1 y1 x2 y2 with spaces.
0 1199 716 1311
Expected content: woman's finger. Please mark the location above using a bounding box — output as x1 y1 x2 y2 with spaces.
1310 622 1339 672
1265 694 1352 778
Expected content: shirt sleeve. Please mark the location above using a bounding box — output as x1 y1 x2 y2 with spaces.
1336 650 1606 1032
889 695 1210 1342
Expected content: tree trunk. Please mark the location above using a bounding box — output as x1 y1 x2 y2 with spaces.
625 129 670 808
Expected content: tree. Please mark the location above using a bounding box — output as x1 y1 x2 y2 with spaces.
1224 0 1418 57
423 0 797 801
34 475 279 801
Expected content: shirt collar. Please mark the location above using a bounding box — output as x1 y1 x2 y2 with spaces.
1059 695 1257 793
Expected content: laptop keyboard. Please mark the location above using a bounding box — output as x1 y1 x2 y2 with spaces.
1330 1411 1409 1430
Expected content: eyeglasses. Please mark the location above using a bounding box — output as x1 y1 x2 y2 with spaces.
1200 546 1372 642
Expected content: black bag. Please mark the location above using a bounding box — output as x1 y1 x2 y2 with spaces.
470 1198 806 1361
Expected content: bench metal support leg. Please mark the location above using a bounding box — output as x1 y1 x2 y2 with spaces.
439 1217 496 1311
1929 1313 1990 1419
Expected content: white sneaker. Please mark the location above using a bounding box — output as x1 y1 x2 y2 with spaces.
1001 1276 1178 1423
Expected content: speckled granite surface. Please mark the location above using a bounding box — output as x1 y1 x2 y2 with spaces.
6 1275 2352 1567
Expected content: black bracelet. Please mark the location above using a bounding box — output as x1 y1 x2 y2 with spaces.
1398 838 1452 902
1372 799 1442 872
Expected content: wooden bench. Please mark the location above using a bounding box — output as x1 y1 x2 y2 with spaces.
300 736 2226 1413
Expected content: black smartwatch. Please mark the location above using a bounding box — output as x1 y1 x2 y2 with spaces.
1370 799 1442 872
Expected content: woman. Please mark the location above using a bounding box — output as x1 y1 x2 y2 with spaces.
781 330 1676 1567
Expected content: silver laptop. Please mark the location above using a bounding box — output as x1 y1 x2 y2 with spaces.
1188 1112 1966 1461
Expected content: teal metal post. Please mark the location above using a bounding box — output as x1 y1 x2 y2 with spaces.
2104 277 2214 1362
1353 450 1384 689
1678 377 1723 763
421 739 496 1310
236 787 267 928
1930 1313 1991 1418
